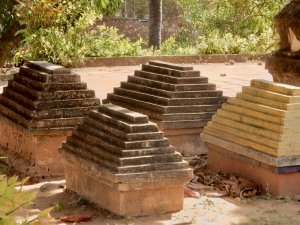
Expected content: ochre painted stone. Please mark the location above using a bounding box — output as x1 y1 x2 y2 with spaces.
206 143 300 197
201 79 300 195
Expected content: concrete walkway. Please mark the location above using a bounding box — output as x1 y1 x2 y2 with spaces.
0 62 272 100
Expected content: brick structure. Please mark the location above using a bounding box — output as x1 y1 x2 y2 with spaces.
59 104 192 216
201 79 300 196
104 60 227 154
0 61 100 177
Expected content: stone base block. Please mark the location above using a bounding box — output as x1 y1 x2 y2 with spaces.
64 164 184 216
161 127 207 155
0 116 71 177
206 142 300 197
266 52 300 86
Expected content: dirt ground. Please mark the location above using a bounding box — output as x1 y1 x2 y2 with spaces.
10 173 300 225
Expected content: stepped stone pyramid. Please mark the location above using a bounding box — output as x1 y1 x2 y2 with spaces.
0 61 100 177
59 104 192 216
105 60 227 154
201 79 300 196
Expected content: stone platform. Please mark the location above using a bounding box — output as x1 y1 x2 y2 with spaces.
59 104 192 216
201 79 300 196
0 61 100 177
104 60 227 155
266 51 300 86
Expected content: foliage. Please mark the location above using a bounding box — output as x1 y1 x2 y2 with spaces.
178 0 289 39
157 27 277 56
0 175 53 225
1 0 123 66
86 26 143 57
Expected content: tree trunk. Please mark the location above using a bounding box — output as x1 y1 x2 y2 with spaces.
148 0 162 49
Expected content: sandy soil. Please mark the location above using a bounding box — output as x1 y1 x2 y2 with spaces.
12 176 300 225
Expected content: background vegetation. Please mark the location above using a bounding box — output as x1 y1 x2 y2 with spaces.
0 0 290 67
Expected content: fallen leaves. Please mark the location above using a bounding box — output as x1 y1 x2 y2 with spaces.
184 155 261 199
58 215 93 222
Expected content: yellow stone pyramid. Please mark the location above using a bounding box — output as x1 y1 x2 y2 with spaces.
203 79 300 157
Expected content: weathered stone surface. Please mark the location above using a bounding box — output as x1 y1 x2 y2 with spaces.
0 61 100 177
104 61 226 154
0 61 100 130
59 104 192 216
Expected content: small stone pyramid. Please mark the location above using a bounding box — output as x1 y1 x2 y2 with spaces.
59 104 192 216
201 79 300 195
105 60 227 154
0 61 100 177
0 61 100 131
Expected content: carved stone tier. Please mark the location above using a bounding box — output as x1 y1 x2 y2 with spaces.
0 61 100 177
201 79 300 196
59 104 192 216
104 60 227 154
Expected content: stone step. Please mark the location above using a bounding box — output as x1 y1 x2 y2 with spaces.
83 117 164 141
227 98 300 118
236 92 300 110
207 121 282 149
212 110 300 134
88 110 159 133
13 74 87 92
242 86 300 103
66 135 181 166
142 64 200 77
162 112 216 121
66 134 175 158
98 104 149 124
3 88 99 110
60 144 119 172
73 128 170 150
27 61 71 74
222 103 300 126
212 112 300 142
61 144 185 173
134 70 207 84
102 100 164 121
8 81 96 101
148 60 194 71
107 93 166 113
162 120 210 129
0 95 98 119
120 82 223 98
251 79 300 96
142 64 199 77
127 76 216 92
0 104 30 127
106 99 220 127
20 66 80 83
107 94 222 114
114 87 226 106
204 126 300 157
118 152 183 166
1 102 84 128
117 161 189 174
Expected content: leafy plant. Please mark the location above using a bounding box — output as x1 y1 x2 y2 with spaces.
53 201 64 212
0 175 53 225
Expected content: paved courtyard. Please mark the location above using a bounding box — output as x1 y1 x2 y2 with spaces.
0 62 272 100
72 62 272 102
